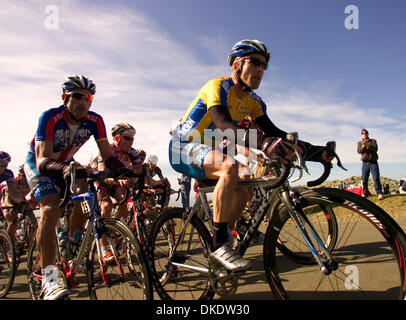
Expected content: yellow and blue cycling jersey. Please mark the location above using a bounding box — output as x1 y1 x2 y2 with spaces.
176 76 267 146
170 76 268 179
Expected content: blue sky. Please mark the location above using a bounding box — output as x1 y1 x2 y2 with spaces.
0 0 405 195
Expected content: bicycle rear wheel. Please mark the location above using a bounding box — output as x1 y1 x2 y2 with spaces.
86 219 152 300
0 228 15 298
147 207 215 300
264 188 406 299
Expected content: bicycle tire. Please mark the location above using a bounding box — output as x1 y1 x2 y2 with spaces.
86 218 153 300
26 231 67 300
0 228 16 298
147 207 215 300
273 199 338 264
264 188 406 299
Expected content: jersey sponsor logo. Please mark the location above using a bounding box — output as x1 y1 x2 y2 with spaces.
179 118 195 135
86 114 99 122
221 79 230 93
52 112 64 124
238 105 248 115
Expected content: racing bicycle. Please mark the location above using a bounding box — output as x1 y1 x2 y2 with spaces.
147 142 406 300
26 163 153 300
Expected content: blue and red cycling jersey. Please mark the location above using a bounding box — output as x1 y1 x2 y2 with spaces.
28 105 108 162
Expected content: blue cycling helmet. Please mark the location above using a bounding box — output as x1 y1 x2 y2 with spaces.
62 75 96 95
227 39 270 66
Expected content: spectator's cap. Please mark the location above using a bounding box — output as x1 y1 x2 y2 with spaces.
361 128 369 134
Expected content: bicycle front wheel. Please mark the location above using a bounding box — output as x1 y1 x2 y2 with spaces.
86 219 152 300
148 207 214 300
264 188 406 300
0 228 15 298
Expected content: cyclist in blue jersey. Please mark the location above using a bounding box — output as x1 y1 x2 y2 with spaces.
169 40 333 272
24 75 135 300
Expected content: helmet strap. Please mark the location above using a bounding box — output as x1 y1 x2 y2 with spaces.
233 59 252 92
238 77 252 92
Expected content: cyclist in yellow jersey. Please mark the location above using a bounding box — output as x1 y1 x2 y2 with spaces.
169 39 333 271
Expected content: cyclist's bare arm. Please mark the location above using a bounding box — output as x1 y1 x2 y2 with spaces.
35 140 54 170
96 138 115 162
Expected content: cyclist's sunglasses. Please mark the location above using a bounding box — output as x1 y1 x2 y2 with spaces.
121 136 134 141
247 56 268 70
67 92 93 102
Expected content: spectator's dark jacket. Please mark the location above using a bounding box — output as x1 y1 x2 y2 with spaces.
357 139 378 162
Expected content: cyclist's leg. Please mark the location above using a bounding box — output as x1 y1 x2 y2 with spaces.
112 186 129 220
68 180 88 237
171 138 251 271
96 186 116 263
25 155 68 299
2 206 18 243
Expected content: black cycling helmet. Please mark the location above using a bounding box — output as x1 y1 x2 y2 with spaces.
111 123 136 137
62 75 96 95
0 151 11 163
228 39 270 66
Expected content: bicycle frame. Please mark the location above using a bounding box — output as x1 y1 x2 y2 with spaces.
30 176 127 288
173 174 336 277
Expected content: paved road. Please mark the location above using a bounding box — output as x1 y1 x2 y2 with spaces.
4 217 406 301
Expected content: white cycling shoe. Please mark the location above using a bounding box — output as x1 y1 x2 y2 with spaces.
40 265 69 300
40 283 70 300
209 244 252 272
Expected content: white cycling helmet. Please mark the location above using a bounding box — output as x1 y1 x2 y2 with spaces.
62 75 96 95
147 155 158 165
227 39 270 66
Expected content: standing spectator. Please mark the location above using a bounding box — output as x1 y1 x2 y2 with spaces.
178 174 191 209
357 128 384 200
399 176 406 194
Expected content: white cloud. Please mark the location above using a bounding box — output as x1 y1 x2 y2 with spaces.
257 80 406 165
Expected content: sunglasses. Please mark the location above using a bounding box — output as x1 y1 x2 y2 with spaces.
247 56 268 70
122 136 134 141
67 92 93 102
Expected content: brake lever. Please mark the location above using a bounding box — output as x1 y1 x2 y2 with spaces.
326 141 347 171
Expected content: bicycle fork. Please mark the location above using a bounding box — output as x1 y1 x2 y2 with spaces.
280 189 338 275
